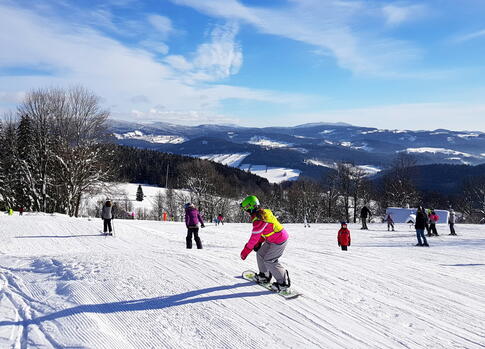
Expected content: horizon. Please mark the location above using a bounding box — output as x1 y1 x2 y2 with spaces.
1 1 485 130
110 118 484 134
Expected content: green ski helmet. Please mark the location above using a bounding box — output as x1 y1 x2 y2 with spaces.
241 195 260 211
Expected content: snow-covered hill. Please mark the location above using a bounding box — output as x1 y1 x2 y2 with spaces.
1 214 484 348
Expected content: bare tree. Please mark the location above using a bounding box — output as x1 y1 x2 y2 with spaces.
17 86 111 216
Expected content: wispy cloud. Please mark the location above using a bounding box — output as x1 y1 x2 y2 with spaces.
147 14 174 39
452 29 485 43
382 4 427 26
0 2 308 125
171 0 422 76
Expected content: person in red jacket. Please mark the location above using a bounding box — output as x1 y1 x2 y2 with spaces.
338 222 351 251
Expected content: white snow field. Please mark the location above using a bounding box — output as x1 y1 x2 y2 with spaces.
1 214 484 349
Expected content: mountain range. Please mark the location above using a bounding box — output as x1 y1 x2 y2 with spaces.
108 120 485 184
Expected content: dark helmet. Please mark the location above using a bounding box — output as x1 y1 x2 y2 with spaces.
340 221 347 227
184 203 194 209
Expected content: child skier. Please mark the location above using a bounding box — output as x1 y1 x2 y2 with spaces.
217 214 224 225
239 195 290 291
337 222 351 251
428 210 439 236
184 203 205 249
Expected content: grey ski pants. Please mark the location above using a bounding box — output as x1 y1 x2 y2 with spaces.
256 240 288 283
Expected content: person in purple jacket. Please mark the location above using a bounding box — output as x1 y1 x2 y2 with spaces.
184 203 205 249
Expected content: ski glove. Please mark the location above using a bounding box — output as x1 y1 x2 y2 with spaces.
240 245 252 260
201 224 205 228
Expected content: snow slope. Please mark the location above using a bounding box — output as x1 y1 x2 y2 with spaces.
197 153 250 167
1 214 484 348
239 165 301 183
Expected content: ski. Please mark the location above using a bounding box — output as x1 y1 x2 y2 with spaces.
242 270 301 300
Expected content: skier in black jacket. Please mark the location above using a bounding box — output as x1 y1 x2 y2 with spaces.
360 205 371 230
415 206 429 247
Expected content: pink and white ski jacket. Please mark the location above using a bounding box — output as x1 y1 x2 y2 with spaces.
245 209 289 249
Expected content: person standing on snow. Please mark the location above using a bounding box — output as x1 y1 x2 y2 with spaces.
415 206 429 247
101 200 113 235
337 222 351 251
386 213 395 231
448 209 457 236
240 195 290 291
217 214 224 225
429 210 439 236
360 205 371 230
185 203 205 249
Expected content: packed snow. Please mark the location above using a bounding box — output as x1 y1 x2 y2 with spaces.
0 214 484 348
239 165 301 183
113 131 185 144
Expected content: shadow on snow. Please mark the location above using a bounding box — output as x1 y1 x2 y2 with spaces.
0 282 269 327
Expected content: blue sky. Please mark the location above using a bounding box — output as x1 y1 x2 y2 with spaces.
1 0 485 130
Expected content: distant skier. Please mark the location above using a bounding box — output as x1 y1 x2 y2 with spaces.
304 216 310 228
415 206 429 247
337 222 351 251
217 214 224 225
101 200 113 236
360 205 372 230
386 213 395 231
428 210 439 236
239 195 290 291
425 209 432 236
185 203 205 249
19 207 24 216
8 208 13 216
448 209 457 236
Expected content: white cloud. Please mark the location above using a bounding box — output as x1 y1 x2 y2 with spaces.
116 108 239 125
0 3 308 125
147 14 173 38
453 29 485 43
164 55 193 71
139 40 170 55
165 22 243 81
382 4 426 26
191 22 243 80
171 0 421 76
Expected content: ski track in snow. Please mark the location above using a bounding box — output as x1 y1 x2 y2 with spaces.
0 215 484 348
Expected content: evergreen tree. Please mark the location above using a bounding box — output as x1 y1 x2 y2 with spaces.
136 185 144 201
16 114 37 210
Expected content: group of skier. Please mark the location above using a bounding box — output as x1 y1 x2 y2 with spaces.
99 195 458 292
